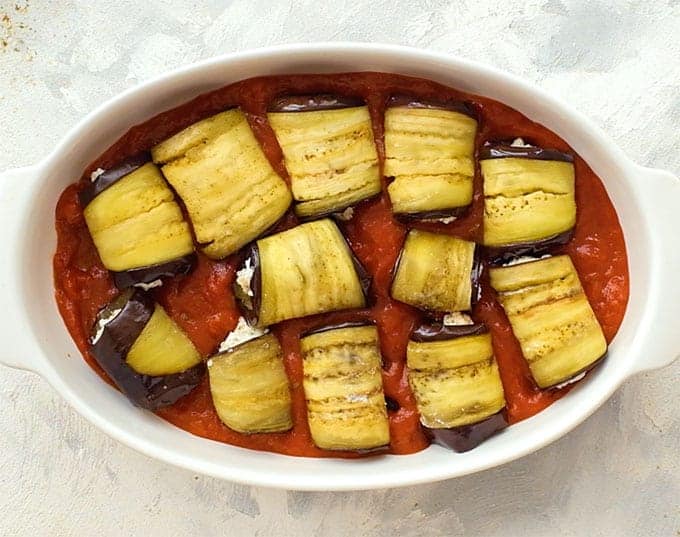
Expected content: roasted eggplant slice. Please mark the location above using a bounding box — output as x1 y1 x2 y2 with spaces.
80 155 195 286
236 219 368 327
300 324 390 451
151 109 292 259
390 229 480 313
384 96 477 220
407 322 507 452
481 140 576 257
207 333 292 434
267 95 381 218
489 255 607 389
90 289 204 409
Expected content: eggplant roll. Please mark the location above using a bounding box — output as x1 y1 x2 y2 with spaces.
80 156 195 285
300 325 390 451
151 109 292 259
237 219 368 327
207 333 292 434
384 97 477 219
89 289 203 409
489 255 607 389
407 323 506 452
481 142 576 252
391 229 480 313
267 96 381 219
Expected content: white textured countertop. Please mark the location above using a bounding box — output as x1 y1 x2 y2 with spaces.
1 1 678 535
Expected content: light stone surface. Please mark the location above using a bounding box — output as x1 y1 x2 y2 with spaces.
1 1 679 535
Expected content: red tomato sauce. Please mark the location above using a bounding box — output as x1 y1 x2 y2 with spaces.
53 73 629 457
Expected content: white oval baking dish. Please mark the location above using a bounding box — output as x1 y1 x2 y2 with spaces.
0 43 678 491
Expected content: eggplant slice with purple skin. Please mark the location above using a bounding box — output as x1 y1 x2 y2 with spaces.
207 332 292 434
234 219 369 327
151 109 292 260
390 229 481 313
80 154 196 288
267 95 381 219
300 324 390 451
480 139 576 260
384 95 478 222
489 255 607 389
90 288 204 410
406 322 507 452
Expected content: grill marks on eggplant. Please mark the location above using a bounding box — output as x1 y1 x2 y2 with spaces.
391 229 479 313
244 219 367 327
300 325 390 451
151 109 292 259
480 146 576 253
207 333 293 434
406 325 507 451
384 98 477 220
90 289 204 409
490 255 607 389
81 159 195 283
267 97 381 218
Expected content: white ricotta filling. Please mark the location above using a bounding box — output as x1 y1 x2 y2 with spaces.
422 215 457 224
443 312 474 326
334 206 355 221
502 254 552 267
216 316 267 354
90 168 105 182
91 307 122 344
235 258 255 297
553 371 586 390
133 279 163 291
510 137 533 148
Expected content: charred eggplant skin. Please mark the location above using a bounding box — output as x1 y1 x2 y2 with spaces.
410 322 488 342
78 152 149 208
386 94 477 118
90 289 204 410
425 411 507 453
268 94 365 112
478 142 574 162
392 206 470 223
112 253 197 289
485 230 574 266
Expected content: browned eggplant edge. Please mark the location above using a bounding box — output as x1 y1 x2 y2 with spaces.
112 253 197 289
425 410 508 453
410 322 488 342
90 288 204 410
268 94 365 112
387 94 477 119
485 230 574 265
479 142 574 162
392 205 471 224
79 152 150 208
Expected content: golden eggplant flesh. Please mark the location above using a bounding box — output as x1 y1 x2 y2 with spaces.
480 143 576 260
489 255 607 388
237 219 369 327
384 96 477 220
267 95 381 218
407 324 507 452
80 155 195 284
390 229 481 313
151 109 292 259
207 333 292 434
300 325 390 451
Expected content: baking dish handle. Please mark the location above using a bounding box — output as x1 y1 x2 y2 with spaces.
0 165 47 375
628 165 680 375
